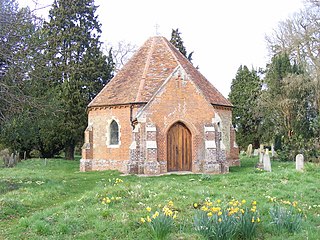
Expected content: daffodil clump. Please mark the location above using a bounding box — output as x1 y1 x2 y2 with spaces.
108 177 123 186
140 201 177 240
194 198 260 240
101 195 122 205
268 197 303 233
254 167 264 173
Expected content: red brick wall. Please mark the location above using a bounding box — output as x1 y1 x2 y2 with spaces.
138 69 226 171
87 106 133 161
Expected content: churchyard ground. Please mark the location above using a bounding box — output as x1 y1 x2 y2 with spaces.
0 156 319 239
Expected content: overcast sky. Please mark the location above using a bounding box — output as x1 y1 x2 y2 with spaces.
19 0 304 97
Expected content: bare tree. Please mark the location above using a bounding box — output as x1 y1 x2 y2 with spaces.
105 40 137 73
266 2 320 111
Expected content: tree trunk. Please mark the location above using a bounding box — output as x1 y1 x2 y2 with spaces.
65 143 75 160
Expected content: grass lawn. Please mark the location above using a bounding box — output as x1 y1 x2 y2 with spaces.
0 156 319 239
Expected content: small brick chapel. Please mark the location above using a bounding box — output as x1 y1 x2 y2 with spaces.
80 36 239 175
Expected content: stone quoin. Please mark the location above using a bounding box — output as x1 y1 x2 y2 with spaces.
80 36 239 175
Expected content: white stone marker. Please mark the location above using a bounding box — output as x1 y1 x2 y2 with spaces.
263 148 272 172
247 144 253 157
296 154 304 171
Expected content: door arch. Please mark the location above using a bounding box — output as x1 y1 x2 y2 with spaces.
167 122 192 171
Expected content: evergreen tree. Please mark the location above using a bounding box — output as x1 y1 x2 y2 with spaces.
170 28 193 62
228 65 261 149
0 0 38 121
259 53 314 160
44 0 114 159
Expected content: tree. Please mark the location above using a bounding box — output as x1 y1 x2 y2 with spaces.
107 40 137 72
266 1 320 128
258 54 314 160
228 65 262 149
265 1 319 160
0 0 40 122
43 0 114 159
170 28 194 62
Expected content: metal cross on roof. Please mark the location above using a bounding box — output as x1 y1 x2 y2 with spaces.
154 24 160 35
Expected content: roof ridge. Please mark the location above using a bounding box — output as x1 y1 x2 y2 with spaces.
161 37 182 68
135 37 156 102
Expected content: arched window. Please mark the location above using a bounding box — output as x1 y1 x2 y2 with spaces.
110 120 119 145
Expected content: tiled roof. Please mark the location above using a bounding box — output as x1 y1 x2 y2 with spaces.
88 36 232 108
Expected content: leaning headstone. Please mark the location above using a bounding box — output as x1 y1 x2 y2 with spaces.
263 148 271 172
246 144 253 157
296 154 304 171
253 149 259 156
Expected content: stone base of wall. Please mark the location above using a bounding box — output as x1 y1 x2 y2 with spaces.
81 159 230 175
203 161 229 174
144 161 161 175
80 159 129 173
159 161 167 173
228 158 241 166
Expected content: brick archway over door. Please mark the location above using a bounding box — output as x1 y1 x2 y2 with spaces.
167 122 192 171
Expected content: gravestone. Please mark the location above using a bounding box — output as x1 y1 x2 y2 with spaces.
253 149 259 156
259 149 264 163
259 144 264 153
271 144 275 157
296 154 304 171
263 148 271 172
246 144 253 157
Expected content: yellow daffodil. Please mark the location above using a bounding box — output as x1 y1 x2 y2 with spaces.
218 211 222 216
257 217 261 223
168 201 174 207
216 199 221 204
218 218 222 222
241 199 246 204
207 212 213 217
140 218 145 223
146 207 152 212
146 216 152 222
252 201 257 205
201 206 208 211
152 211 159 219
193 203 198 208
252 217 255 223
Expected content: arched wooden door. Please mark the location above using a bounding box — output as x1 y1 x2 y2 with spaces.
167 122 192 171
